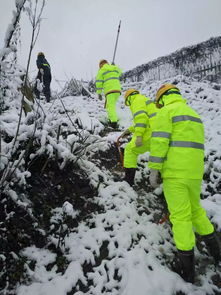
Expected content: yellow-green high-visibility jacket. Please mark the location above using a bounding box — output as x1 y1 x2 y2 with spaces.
148 92 204 179
127 94 158 137
95 63 122 96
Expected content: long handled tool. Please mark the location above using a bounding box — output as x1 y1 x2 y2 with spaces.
112 20 121 65
115 134 124 167
158 214 169 224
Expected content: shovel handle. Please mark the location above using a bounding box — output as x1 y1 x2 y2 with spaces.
158 214 169 224
115 135 124 167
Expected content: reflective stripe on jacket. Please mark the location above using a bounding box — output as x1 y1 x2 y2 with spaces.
95 63 122 96
127 94 158 137
148 92 204 179
36 56 51 76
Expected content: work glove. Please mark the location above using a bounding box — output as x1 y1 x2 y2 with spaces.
98 94 102 101
135 136 143 147
40 68 44 75
121 129 131 138
149 169 161 188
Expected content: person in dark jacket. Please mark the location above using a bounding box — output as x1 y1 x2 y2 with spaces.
34 52 52 102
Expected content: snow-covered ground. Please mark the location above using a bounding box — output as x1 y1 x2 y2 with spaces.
1 76 221 295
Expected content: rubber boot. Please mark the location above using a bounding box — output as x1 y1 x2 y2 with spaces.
45 95 50 103
109 121 118 129
202 232 221 265
124 168 136 186
173 249 195 283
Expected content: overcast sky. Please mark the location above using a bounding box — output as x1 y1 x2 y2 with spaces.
1 0 221 90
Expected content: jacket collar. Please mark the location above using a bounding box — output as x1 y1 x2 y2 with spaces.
101 63 110 70
129 93 147 108
161 93 186 106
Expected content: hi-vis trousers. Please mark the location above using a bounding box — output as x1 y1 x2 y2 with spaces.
163 178 214 251
124 134 150 168
105 92 120 123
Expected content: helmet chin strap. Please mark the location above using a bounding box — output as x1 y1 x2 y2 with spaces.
156 97 164 109
125 96 131 106
125 92 138 106
156 89 181 108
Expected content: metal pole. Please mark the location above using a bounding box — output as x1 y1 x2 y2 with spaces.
112 20 121 64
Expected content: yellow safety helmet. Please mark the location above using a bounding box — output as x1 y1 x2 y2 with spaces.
155 84 179 108
99 59 108 68
124 88 139 106
38 52 45 57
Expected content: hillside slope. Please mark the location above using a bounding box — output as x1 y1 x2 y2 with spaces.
0 76 221 295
